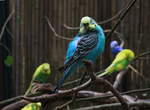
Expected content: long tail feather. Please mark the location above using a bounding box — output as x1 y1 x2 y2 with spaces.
54 67 72 93
24 83 32 96
98 71 109 78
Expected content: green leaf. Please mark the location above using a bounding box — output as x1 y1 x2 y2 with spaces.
4 55 13 66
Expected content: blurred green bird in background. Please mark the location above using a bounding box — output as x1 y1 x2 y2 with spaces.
99 49 135 77
22 63 51 110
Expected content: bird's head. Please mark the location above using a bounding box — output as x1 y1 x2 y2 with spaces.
110 41 118 49
42 63 51 75
79 16 97 34
110 40 123 54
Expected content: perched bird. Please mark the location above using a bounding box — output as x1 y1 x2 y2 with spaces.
25 63 51 95
110 40 123 55
99 49 135 77
21 102 41 110
55 16 105 92
22 63 51 110
110 40 140 76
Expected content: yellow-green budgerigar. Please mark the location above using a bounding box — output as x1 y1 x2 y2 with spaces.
21 102 41 110
99 49 135 77
25 63 51 95
22 63 51 110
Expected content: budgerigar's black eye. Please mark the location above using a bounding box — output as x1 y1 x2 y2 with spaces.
83 23 89 27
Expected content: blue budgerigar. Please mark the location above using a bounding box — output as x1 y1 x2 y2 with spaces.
55 16 105 92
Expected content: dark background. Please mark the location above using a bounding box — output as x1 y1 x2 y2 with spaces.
0 0 150 105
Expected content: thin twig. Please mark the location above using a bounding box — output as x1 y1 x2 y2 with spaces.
6 26 14 39
62 70 104 87
46 14 125 43
128 65 146 79
0 43 11 54
134 51 150 60
58 72 88 109
45 16 72 41
63 2 128 30
63 24 80 30
106 0 137 41
104 29 125 47
0 9 15 41
0 92 41 109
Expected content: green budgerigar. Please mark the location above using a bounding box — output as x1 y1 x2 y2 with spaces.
21 102 41 110
25 63 51 95
22 63 51 110
99 49 135 77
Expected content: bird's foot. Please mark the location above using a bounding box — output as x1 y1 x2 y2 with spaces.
52 86 59 94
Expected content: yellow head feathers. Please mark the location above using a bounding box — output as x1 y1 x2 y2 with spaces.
42 63 51 74
81 16 91 25
80 16 96 33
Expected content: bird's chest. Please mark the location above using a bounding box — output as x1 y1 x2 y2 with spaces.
34 73 49 83
116 60 129 71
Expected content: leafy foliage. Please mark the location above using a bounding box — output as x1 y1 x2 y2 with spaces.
4 55 13 66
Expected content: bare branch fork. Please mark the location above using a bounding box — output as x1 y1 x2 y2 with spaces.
63 0 132 30
106 0 137 41
0 9 15 41
46 16 125 43
2 65 150 110
63 0 137 39
0 9 15 54
45 16 72 41
12 60 129 110
45 15 126 49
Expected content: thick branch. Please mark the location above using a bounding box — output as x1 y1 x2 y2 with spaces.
77 88 150 102
73 100 150 110
95 77 129 110
113 69 129 90
2 100 30 110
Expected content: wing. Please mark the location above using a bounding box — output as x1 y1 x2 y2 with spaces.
112 51 127 64
65 36 81 63
60 32 98 72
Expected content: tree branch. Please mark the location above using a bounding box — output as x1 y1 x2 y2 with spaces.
20 60 128 110
2 51 150 110
45 16 72 41
73 99 150 110
0 43 11 54
106 0 137 41
113 69 129 90
63 0 130 30
0 9 15 41
76 88 150 102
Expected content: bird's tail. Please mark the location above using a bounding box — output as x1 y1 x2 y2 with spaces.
24 83 32 96
53 66 73 93
98 71 109 78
